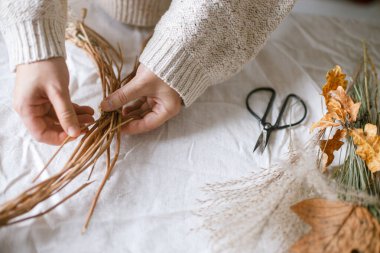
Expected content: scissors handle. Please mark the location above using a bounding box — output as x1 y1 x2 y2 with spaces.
246 87 308 154
246 87 276 124
275 94 308 130
246 87 307 131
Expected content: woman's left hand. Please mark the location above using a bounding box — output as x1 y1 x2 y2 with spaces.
100 64 182 134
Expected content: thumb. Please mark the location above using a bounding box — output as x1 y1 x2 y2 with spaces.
100 81 146 112
49 89 81 137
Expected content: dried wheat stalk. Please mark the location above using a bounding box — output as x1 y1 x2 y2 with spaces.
0 10 146 232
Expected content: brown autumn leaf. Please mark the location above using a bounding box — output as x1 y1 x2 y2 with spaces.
350 124 380 173
319 129 346 172
310 97 346 132
290 198 380 253
311 87 361 132
310 96 345 132
326 98 346 123
322 65 348 100
330 86 361 122
310 113 341 132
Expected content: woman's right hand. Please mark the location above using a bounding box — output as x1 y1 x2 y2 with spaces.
13 57 95 145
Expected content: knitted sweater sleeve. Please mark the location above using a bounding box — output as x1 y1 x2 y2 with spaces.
139 0 296 106
0 0 67 71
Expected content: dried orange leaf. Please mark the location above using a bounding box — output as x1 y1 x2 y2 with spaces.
312 66 360 133
290 198 380 253
349 124 380 173
330 86 361 122
326 98 346 123
365 124 378 136
322 65 348 100
310 114 340 132
319 129 346 171
310 98 346 132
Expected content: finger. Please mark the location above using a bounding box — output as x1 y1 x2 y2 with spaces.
47 114 91 134
122 104 171 135
77 114 95 125
122 112 167 135
73 103 95 115
122 97 147 116
122 101 151 118
40 127 70 145
15 103 51 117
100 81 146 112
23 116 69 145
47 105 94 121
122 98 147 116
48 89 81 138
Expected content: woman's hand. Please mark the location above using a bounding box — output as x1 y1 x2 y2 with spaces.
100 64 182 134
14 57 95 145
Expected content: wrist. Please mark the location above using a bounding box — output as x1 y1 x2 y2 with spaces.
139 33 210 107
16 57 66 73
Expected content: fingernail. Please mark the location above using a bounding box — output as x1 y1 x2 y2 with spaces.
68 126 80 137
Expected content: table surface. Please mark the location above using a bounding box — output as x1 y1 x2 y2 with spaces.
0 1 379 253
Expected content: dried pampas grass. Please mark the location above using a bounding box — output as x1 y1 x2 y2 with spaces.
0 9 146 232
196 133 379 253
196 136 320 253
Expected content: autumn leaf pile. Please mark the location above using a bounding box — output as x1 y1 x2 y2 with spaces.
311 65 379 173
291 47 380 253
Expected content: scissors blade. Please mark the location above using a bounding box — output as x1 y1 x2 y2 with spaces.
263 130 272 150
253 131 263 153
253 130 267 154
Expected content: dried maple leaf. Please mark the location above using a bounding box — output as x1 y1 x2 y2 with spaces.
311 86 361 132
326 98 346 123
310 97 346 132
310 113 340 132
290 198 380 253
322 65 348 100
319 129 346 172
350 124 380 173
312 66 360 133
330 86 361 122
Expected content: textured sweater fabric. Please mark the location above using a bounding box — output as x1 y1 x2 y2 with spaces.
98 0 171 27
0 0 295 106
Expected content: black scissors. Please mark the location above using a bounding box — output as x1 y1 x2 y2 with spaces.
245 87 307 153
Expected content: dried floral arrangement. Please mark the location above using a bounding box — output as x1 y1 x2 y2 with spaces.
0 10 144 232
291 45 380 253
197 44 380 253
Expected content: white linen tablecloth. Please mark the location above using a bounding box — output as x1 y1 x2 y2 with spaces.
0 2 379 252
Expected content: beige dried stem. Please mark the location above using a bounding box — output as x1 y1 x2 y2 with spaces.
0 11 147 232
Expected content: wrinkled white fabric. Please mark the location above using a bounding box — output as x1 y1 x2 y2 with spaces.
0 1 379 252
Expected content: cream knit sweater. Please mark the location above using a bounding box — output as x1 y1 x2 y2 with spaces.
0 0 295 106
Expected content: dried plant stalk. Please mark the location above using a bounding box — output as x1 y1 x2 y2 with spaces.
0 11 143 231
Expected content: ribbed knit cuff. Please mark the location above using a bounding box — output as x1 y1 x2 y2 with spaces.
139 33 211 106
98 0 171 27
1 19 66 72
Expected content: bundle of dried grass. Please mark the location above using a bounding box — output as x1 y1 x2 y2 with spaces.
0 10 145 232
